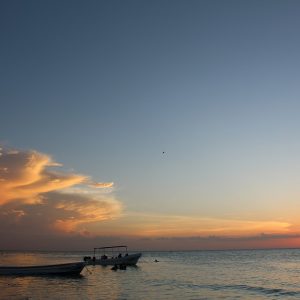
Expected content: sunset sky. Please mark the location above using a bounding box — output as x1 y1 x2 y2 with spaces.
1 0 300 251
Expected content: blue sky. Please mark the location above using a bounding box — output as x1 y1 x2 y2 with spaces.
1 0 300 250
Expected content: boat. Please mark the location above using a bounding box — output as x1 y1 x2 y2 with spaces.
0 262 86 276
84 245 142 266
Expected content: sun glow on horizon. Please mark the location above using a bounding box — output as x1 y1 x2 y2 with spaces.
1 145 300 250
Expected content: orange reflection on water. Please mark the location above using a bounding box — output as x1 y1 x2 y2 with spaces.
0 251 68 266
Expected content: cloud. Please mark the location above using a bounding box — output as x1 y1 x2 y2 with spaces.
50 192 122 232
0 192 122 235
102 212 291 238
129 232 300 251
88 181 114 188
0 146 122 238
0 147 86 205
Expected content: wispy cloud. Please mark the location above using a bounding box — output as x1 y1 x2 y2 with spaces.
88 181 114 189
103 212 291 238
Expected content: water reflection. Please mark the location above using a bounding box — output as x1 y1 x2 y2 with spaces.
0 251 83 266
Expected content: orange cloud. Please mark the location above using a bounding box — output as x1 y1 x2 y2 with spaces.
0 147 86 204
85 212 291 238
0 146 122 236
52 193 122 232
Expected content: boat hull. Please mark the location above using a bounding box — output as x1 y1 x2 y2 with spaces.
0 262 86 276
87 253 141 266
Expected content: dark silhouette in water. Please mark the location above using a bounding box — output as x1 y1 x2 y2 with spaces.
83 256 91 262
111 264 127 271
111 264 118 271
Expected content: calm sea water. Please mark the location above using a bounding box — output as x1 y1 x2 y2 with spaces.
1 249 300 299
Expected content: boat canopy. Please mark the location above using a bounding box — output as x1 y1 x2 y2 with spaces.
93 245 128 256
94 245 128 250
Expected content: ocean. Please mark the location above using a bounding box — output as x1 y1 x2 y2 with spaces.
1 249 300 299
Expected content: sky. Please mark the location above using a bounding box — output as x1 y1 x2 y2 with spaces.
1 0 300 251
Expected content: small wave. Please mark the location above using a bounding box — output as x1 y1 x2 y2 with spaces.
225 284 300 296
176 282 300 297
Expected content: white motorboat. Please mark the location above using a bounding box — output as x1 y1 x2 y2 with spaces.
84 245 142 266
0 262 86 276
